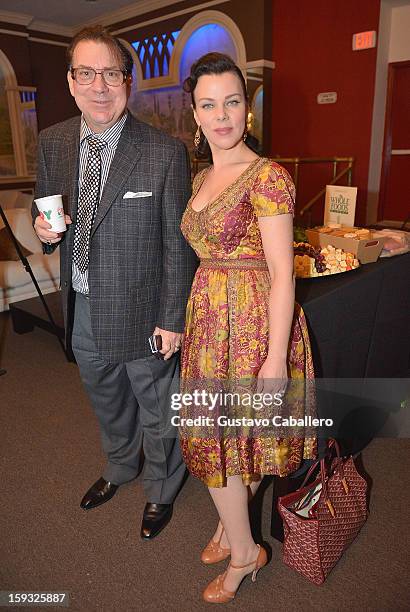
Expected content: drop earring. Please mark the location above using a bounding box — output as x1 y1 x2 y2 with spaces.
243 129 248 142
194 126 201 148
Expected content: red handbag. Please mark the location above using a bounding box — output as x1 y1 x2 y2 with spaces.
277 439 368 585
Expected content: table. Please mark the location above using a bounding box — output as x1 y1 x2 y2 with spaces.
295 251 410 378
270 251 410 539
295 251 410 453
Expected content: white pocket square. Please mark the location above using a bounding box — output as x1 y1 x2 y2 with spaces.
123 191 152 199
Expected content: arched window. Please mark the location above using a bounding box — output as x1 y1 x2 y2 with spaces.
126 12 246 156
179 23 237 81
0 49 38 179
0 56 16 176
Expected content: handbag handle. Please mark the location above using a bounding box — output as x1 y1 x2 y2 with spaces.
299 439 348 517
300 438 341 489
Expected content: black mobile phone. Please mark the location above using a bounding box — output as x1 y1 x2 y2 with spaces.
148 334 164 359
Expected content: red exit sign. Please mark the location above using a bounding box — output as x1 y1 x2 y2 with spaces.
352 31 377 51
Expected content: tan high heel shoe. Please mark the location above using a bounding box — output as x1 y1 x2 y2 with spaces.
201 527 231 564
202 544 268 603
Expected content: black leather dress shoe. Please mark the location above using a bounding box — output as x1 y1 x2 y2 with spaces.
140 503 173 540
80 477 119 510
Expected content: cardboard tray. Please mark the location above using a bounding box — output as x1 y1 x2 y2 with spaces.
306 229 386 264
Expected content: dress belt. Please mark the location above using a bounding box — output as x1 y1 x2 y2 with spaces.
199 259 268 270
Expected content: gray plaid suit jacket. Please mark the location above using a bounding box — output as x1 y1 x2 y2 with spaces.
33 113 197 363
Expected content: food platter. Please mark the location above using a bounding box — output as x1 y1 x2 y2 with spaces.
293 242 360 279
295 264 360 282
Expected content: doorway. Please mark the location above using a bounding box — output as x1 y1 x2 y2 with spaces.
378 60 410 224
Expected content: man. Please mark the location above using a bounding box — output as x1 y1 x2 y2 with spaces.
32 26 197 539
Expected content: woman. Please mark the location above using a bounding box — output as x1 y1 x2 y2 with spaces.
179 53 316 603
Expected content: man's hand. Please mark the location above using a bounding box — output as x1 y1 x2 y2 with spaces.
34 214 72 244
153 326 182 360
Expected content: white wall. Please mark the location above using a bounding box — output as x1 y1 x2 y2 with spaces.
366 0 393 223
367 0 410 223
389 4 410 61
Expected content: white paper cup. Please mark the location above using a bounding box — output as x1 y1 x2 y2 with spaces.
34 194 66 233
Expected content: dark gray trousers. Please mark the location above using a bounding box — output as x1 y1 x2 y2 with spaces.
71 292 186 503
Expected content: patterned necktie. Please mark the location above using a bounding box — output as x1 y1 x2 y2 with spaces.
72 135 108 273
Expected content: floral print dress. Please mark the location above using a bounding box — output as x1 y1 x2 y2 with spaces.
180 158 316 487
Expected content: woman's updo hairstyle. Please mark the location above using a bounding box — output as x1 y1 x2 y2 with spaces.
183 52 248 108
183 52 252 158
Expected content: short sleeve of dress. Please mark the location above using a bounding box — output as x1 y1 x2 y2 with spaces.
250 161 295 217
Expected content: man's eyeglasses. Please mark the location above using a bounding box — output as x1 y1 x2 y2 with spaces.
70 67 129 86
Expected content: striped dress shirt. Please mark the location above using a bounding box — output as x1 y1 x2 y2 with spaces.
72 112 128 294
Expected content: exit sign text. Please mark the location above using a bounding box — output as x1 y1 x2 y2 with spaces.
352 31 377 51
